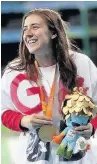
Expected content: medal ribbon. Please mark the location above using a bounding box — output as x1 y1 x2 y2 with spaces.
35 60 56 118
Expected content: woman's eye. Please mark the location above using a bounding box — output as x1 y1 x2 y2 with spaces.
33 26 39 30
23 26 39 33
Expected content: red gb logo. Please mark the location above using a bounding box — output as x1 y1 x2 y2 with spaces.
10 74 42 114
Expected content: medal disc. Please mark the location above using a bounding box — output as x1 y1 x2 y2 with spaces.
38 125 56 142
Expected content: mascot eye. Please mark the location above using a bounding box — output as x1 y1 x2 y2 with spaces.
72 122 80 127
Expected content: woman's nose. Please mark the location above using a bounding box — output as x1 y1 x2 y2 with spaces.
25 28 34 37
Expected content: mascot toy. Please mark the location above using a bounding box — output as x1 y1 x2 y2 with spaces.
52 87 97 159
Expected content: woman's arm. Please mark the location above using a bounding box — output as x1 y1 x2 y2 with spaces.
1 88 24 132
1 82 52 132
89 58 97 131
1 70 52 132
74 56 97 138
1 70 26 132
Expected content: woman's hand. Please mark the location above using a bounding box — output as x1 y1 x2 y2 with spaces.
73 123 93 139
20 114 52 129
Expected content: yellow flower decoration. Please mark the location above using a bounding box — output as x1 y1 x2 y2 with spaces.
62 87 97 119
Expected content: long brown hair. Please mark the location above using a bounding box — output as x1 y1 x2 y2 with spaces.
8 9 77 90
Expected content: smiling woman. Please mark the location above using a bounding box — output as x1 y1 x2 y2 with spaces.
22 13 57 69
23 14 52 56
1 9 97 164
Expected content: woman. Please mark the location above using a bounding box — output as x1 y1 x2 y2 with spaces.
1 9 97 164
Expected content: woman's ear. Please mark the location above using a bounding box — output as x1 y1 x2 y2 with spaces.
51 34 57 39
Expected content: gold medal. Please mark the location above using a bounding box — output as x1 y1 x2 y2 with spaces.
38 125 56 142
35 61 57 142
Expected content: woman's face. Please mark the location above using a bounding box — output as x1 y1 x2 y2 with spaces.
23 14 53 55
